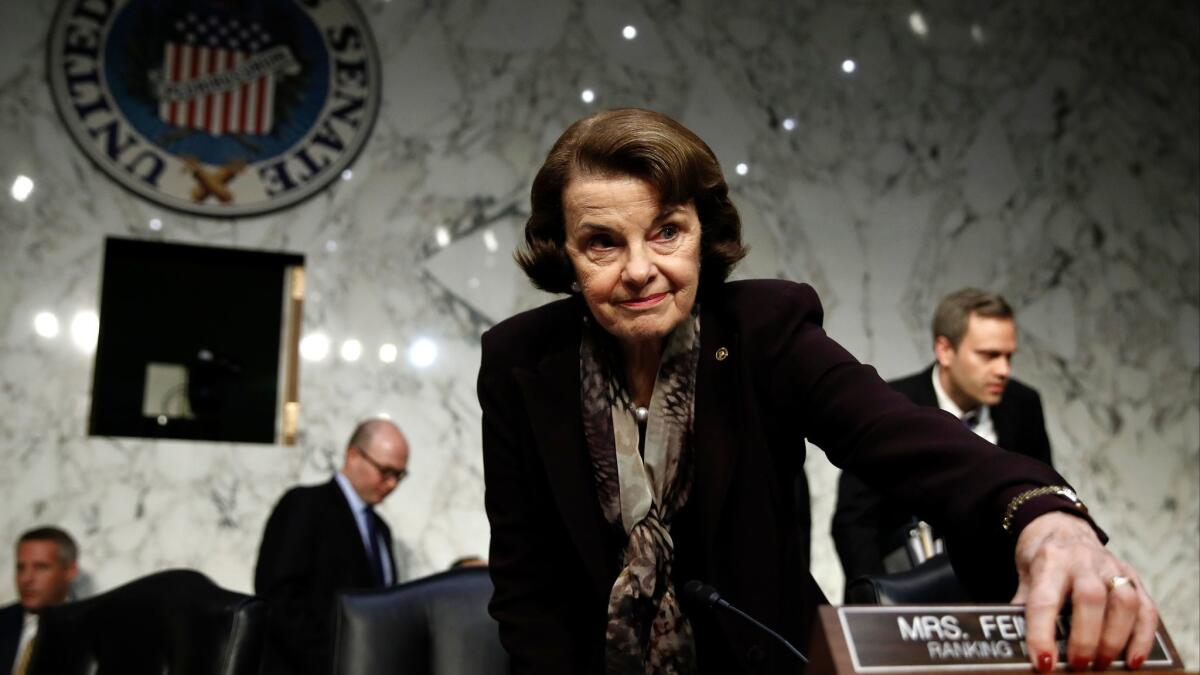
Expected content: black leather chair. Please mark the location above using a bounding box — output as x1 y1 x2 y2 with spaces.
332 566 510 675
844 554 971 605
28 568 264 675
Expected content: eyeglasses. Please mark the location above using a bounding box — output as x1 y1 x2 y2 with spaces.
354 445 408 482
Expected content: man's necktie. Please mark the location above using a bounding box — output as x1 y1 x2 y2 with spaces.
362 506 386 587
962 411 980 431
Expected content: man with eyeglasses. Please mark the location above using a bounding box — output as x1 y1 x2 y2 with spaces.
255 418 410 675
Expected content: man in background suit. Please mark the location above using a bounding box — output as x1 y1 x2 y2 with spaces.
255 418 410 675
1 527 77 675
832 289 1054 590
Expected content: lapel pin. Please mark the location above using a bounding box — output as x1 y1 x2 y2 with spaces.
715 347 729 361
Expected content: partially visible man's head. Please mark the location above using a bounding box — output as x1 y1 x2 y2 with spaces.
932 288 1017 411
15 526 77 613
342 419 410 506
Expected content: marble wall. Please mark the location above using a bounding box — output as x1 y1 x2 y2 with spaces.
1 0 1196 666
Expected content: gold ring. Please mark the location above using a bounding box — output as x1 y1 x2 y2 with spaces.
1106 575 1134 592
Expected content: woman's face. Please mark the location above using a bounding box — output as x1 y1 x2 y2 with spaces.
563 174 701 350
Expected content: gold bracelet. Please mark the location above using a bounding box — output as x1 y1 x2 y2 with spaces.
1001 485 1087 533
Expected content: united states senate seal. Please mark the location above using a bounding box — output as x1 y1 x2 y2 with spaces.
47 0 381 217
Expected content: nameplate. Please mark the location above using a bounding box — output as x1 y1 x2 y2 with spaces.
835 605 1182 672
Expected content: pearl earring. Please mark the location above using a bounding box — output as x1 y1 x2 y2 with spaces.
570 281 581 293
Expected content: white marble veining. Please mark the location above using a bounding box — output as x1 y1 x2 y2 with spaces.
0 0 1196 666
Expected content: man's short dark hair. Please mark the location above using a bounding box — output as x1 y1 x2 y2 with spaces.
932 288 1015 348
18 526 78 566
516 107 748 296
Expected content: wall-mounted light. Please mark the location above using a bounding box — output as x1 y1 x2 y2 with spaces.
340 338 362 362
379 343 398 363
300 333 330 362
71 310 99 352
34 311 59 338
408 337 437 368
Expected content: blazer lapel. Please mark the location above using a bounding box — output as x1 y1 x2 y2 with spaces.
990 398 1015 450
915 365 939 407
692 302 743 560
515 338 615 599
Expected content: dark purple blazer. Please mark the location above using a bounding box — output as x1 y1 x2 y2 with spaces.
478 280 1079 675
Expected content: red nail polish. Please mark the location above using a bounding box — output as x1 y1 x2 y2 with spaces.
1070 656 1089 671
1093 656 1112 671
1129 655 1144 669
1038 652 1054 672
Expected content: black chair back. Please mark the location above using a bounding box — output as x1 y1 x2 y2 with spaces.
332 566 510 675
29 568 264 675
844 554 970 605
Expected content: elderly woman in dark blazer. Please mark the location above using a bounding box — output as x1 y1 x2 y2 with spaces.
477 108 1157 674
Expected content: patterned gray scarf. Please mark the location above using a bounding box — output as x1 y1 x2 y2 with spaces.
580 311 701 675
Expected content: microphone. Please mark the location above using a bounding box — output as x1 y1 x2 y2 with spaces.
682 580 808 664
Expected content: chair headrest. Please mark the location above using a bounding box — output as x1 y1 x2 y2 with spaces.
844 556 970 605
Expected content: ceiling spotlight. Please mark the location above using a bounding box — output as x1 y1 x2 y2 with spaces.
841 59 857 74
435 227 451 247
782 117 797 131
581 88 596 104
735 163 749 176
482 229 499 252
908 11 928 37
11 175 33 202
622 25 637 40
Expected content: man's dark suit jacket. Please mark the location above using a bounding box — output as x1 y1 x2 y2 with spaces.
479 280 1077 675
0 603 23 674
832 365 1054 587
255 478 396 675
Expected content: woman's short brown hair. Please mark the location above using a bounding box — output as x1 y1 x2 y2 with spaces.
516 108 747 295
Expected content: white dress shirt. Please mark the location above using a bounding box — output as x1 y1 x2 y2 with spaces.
931 365 998 445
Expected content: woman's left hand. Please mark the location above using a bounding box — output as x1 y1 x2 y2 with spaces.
1012 511 1159 672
